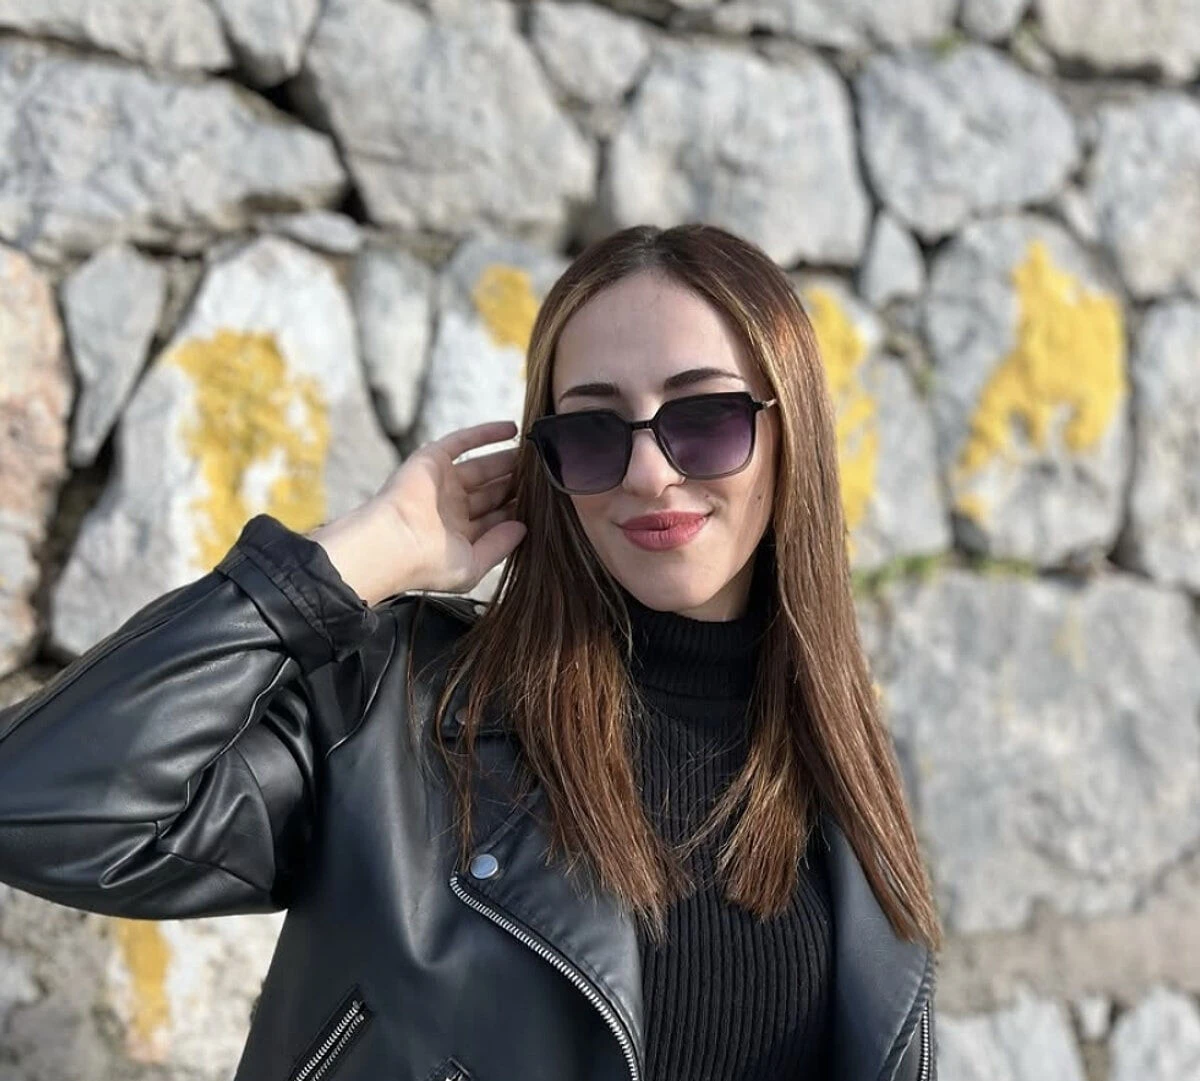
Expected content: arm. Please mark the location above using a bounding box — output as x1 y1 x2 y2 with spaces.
0 513 408 919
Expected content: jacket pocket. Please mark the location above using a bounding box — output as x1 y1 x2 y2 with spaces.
286 985 373 1081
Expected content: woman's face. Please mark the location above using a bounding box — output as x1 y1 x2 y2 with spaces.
550 270 779 621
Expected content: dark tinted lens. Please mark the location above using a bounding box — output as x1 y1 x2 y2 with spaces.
659 395 754 476
537 411 628 493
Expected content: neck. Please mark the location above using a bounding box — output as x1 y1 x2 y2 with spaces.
614 543 773 702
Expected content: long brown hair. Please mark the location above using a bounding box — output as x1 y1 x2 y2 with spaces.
425 223 942 952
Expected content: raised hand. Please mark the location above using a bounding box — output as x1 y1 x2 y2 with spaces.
308 420 527 605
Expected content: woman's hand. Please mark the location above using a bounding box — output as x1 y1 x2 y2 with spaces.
308 420 527 605
375 419 528 595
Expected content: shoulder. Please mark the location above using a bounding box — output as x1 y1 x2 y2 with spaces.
378 591 487 624
417 593 489 624
374 592 488 657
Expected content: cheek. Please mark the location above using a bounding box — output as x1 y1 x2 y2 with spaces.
568 494 611 538
726 461 774 518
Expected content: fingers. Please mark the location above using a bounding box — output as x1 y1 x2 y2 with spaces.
458 444 520 490
467 473 516 521
471 515 527 575
471 497 517 534
438 420 519 465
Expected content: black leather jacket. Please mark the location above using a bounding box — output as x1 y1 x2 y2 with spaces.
0 514 938 1081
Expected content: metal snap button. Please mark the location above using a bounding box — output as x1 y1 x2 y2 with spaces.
469 852 499 879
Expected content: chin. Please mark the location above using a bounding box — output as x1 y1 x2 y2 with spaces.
618 570 707 611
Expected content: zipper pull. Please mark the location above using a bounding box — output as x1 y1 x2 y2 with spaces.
434 1057 472 1081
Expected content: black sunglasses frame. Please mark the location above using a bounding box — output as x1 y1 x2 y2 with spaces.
524 391 778 495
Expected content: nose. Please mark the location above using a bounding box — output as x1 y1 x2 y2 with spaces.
621 428 682 495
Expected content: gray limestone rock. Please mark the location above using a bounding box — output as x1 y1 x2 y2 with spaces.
859 212 926 308
210 0 320 86
1118 299 1200 593
62 243 167 468
0 0 231 70
863 569 1200 934
960 0 1030 40
857 44 1079 240
712 0 957 49
529 1 653 107
603 40 869 266
937 985 1088 1080
1109 985 1200 1081
851 354 952 570
1037 0 1200 82
350 245 436 437
1086 93 1200 300
297 0 595 240
1072 993 1113 1042
0 40 346 264
0 246 71 678
254 209 364 255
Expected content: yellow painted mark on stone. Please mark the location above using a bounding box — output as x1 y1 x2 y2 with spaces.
952 239 1126 526
472 264 540 381
111 918 171 1062
805 287 878 559
165 329 332 569
954 491 988 527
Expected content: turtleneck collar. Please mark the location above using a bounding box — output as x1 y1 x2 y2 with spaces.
615 539 774 703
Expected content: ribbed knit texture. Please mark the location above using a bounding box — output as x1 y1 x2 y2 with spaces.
616 544 834 1081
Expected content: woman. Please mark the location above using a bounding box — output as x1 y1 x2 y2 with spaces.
0 223 940 1081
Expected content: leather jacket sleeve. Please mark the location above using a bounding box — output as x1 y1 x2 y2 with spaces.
0 514 383 920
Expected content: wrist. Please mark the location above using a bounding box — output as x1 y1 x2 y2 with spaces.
307 503 423 607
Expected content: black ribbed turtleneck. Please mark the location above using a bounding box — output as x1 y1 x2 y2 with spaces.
615 541 835 1081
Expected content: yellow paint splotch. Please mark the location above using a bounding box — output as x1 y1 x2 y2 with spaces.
472 264 540 380
111 918 171 1062
165 329 332 570
952 239 1126 526
805 287 879 555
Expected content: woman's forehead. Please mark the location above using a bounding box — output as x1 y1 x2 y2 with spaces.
553 284 754 400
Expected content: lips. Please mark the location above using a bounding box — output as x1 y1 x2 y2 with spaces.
618 512 711 551
619 511 709 531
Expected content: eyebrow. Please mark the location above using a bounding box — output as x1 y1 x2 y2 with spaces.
556 366 746 405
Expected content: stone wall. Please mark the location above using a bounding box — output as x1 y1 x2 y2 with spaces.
0 1 1197 1077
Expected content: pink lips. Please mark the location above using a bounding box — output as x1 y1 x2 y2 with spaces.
618 512 710 551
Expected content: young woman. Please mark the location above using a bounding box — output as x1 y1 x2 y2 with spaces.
0 223 941 1081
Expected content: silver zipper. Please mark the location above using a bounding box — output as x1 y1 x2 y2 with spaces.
918 999 931 1081
449 873 641 1081
291 997 369 1081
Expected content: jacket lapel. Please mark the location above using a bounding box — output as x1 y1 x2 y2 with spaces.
436 677 932 1081
817 808 934 1080
437 691 645 1079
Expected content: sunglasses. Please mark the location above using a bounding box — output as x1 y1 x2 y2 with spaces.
525 391 778 495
